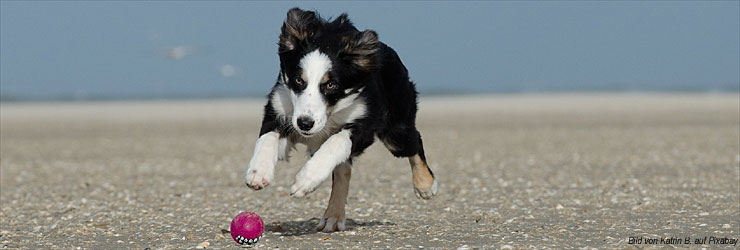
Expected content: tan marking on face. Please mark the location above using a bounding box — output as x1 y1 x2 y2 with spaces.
409 154 434 190
300 70 307 83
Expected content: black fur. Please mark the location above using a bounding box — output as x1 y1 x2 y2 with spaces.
260 8 430 169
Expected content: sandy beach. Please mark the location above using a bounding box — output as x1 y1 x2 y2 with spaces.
1 93 738 249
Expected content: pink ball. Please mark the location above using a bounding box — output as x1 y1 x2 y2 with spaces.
230 211 264 245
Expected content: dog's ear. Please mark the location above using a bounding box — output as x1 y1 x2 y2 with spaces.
342 30 379 71
279 8 320 52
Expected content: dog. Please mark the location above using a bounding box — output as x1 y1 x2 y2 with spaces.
244 8 438 232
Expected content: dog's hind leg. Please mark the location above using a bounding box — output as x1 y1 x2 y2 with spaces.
317 161 352 232
408 136 438 199
380 128 438 200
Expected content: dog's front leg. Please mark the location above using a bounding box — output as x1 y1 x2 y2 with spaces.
317 162 351 232
290 130 352 197
245 131 281 190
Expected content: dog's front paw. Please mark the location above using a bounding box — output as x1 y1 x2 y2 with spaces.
317 216 346 232
290 170 324 197
245 162 274 190
414 178 439 200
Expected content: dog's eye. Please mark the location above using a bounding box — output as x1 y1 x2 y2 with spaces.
326 82 337 90
295 77 304 86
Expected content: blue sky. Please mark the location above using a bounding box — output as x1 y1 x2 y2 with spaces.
1 1 738 100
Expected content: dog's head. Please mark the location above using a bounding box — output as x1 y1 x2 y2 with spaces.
277 8 379 137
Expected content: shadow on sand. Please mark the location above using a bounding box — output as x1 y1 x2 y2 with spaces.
264 217 395 236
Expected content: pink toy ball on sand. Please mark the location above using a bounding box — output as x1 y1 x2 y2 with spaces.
230 211 264 245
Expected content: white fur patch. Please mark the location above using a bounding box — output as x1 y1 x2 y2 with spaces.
329 95 367 126
290 129 353 197
291 93 366 157
333 92 359 114
293 50 332 135
245 131 280 189
270 83 294 122
300 50 332 85
277 136 293 161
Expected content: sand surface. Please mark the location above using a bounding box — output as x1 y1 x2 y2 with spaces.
1 93 738 249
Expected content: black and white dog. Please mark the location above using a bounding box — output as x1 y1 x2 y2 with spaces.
244 8 438 232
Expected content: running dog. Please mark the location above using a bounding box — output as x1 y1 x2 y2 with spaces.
244 8 438 232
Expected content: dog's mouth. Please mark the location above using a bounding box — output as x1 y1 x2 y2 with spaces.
297 130 315 137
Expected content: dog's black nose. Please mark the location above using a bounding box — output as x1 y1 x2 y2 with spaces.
297 116 315 131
